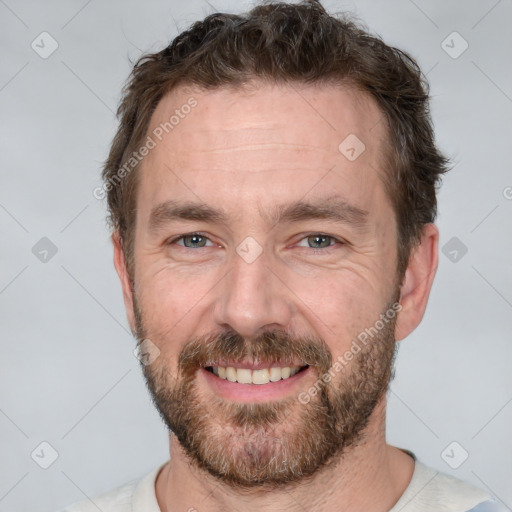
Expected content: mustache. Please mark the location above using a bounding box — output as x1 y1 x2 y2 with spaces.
177 329 333 377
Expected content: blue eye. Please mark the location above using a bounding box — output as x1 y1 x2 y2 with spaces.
296 234 338 250
172 233 214 248
167 232 343 252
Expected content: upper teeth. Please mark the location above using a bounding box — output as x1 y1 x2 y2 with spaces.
212 366 300 385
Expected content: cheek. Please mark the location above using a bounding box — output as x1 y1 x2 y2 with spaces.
135 269 201 360
138 259 211 315
291 268 391 358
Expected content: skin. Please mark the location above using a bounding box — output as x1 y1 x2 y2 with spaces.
113 81 438 511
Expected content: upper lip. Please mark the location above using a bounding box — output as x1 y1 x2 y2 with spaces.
204 360 306 371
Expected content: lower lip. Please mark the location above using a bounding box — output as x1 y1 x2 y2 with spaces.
199 367 312 403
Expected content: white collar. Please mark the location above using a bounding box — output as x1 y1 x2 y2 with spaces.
131 454 492 512
389 451 492 512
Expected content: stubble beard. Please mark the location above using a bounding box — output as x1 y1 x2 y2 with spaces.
133 293 399 489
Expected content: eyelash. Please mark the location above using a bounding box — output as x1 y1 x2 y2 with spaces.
167 232 345 253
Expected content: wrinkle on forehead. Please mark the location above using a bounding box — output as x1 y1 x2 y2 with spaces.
176 142 338 155
140 82 390 212
147 82 386 155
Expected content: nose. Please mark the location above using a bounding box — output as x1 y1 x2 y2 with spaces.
211 242 293 338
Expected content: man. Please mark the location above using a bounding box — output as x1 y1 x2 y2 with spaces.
60 1 505 511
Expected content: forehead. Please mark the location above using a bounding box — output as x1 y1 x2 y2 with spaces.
138 81 389 219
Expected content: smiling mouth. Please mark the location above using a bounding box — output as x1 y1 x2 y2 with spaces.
204 365 310 385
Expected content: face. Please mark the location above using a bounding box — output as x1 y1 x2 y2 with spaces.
120 82 406 487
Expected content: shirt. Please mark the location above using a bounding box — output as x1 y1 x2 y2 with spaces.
56 450 506 512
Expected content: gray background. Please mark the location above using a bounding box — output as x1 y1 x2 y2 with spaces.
1 0 511 511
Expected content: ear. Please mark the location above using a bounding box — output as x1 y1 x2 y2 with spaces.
395 223 439 341
112 232 136 334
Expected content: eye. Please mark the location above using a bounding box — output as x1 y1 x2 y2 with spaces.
167 232 344 252
169 232 216 249
296 233 343 251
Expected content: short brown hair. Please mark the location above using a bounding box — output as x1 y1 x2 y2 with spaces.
102 0 449 282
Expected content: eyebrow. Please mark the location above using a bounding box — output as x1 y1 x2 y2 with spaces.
147 196 369 235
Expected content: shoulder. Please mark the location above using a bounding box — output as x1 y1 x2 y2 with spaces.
55 479 136 512
467 500 511 512
391 454 499 512
54 463 165 512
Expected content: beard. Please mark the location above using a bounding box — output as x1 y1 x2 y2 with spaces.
133 291 400 490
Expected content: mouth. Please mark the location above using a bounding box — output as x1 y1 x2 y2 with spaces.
204 364 309 385
200 362 312 402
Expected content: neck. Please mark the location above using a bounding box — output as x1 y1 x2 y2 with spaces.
155 397 415 512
